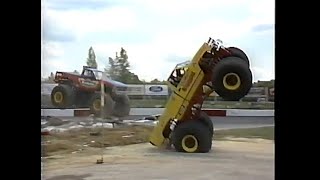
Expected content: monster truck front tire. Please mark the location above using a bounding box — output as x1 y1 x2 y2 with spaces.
89 93 114 117
227 47 250 66
172 121 212 153
50 84 75 108
112 94 131 117
212 56 252 101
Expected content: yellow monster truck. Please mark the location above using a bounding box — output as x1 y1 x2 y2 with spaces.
149 38 252 153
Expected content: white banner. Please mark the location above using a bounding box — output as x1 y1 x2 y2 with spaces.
126 84 145 95
144 85 168 96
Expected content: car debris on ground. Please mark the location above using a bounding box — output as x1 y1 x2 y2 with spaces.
41 114 160 134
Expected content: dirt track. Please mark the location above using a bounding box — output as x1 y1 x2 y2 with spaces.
43 138 274 180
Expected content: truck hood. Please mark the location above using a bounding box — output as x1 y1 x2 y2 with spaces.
67 72 81 76
60 71 128 88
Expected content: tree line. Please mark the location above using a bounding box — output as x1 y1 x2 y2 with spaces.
43 46 274 87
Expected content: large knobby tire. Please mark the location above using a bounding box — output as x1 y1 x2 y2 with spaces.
89 93 114 117
50 84 75 108
199 111 214 136
172 121 212 153
227 47 250 66
212 56 252 101
112 94 131 117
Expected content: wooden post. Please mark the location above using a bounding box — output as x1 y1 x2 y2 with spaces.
100 81 105 119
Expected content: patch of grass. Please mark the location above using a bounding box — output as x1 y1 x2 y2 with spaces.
42 126 154 156
214 126 274 140
42 126 274 156
43 140 79 156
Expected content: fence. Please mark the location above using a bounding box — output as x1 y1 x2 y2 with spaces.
41 83 274 102
127 84 274 102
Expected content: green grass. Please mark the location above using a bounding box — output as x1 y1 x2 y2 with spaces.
214 126 274 140
42 126 274 156
42 126 154 156
130 99 274 109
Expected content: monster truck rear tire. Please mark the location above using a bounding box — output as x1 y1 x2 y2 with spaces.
112 94 131 117
212 56 252 101
199 111 214 136
89 93 114 117
172 121 212 153
50 84 75 108
227 47 250 66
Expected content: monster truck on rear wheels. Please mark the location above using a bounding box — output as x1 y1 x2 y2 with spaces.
149 38 254 154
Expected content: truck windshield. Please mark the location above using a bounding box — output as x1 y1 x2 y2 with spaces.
93 71 103 80
167 61 190 88
175 61 190 69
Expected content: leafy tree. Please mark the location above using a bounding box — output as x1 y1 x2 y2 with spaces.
41 72 55 83
86 46 98 68
150 78 161 84
47 72 55 81
106 47 142 84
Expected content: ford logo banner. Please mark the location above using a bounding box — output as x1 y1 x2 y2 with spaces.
149 86 163 92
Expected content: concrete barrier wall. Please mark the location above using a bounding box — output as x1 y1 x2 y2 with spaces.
41 108 274 117
226 109 274 117
129 108 165 116
41 109 75 117
129 108 274 117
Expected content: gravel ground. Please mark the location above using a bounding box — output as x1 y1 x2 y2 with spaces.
42 138 274 180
